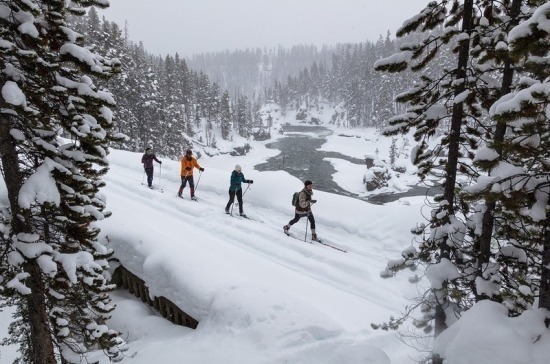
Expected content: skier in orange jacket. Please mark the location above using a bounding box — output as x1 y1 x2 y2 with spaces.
177 149 204 200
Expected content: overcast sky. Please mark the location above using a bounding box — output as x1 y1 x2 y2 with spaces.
100 0 430 57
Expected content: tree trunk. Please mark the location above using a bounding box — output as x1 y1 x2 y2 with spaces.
0 115 56 363
540 220 550 327
432 1 474 362
25 261 57 364
0 115 22 225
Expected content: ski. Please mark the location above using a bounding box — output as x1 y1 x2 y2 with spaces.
284 232 346 253
226 212 263 223
176 195 198 201
141 183 164 193
315 239 347 253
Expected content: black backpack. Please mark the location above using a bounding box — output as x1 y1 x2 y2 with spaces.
291 191 300 207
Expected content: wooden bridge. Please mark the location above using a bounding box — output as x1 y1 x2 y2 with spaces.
111 264 198 329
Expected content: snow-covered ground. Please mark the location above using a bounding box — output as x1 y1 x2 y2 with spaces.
92 126 426 363
2 118 549 364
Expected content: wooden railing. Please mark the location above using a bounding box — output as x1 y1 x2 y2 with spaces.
111 264 198 329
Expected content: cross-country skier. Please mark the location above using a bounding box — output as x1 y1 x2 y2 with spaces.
284 180 318 241
225 164 253 216
177 149 204 200
141 147 162 188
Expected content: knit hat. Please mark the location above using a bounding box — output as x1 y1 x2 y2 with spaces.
304 180 313 186
186 149 193 155
235 164 242 171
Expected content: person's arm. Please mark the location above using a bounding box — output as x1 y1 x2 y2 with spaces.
141 155 146 163
194 159 203 171
230 173 237 190
154 155 161 164
298 191 308 209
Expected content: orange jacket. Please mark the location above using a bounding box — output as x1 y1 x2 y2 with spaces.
180 156 201 176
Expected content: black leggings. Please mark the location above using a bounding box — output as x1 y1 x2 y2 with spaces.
145 167 154 186
226 189 243 213
180 175 195 189
288 212 315 230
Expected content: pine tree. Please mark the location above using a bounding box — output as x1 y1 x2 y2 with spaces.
0 1 125 362
374 2 477 362
220 91 233 140
236 96 250 138
389 138 398 167
486 1 550 318
458 0 527 308
375 1 550 361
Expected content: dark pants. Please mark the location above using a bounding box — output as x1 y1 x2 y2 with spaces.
145 167 154 187
288 212 315 230
226 188 243 213
179 175 195 196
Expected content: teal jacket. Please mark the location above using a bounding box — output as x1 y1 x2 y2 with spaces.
229 170 248 191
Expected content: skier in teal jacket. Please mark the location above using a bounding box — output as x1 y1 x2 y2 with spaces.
225 164 253 216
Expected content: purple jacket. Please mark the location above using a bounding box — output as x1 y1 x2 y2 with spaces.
141 153 160 169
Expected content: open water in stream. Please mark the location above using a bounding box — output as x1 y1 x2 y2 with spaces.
255 125 436 204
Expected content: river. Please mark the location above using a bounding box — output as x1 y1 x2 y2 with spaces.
255 125 436 204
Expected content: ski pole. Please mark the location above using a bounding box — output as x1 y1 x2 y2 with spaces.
194 170 203 192
242 184 251 198
158 163 162 186
142 170 146 184
304 213 309 242
232 184 252 216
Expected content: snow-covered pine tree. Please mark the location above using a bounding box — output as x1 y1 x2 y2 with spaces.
376 0 550 359
485 1 550 318
0 0 125 362
160 54 187 158
374 1 478 362
220 91 233 140
389 138 398 167
236 95 250 138
457 0 531 310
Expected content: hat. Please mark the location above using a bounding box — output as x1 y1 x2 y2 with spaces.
304 180 313 186
145 147 151 152
186 149 193 155
235 164 242 171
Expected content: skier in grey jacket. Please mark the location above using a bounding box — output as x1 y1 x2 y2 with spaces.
284 180 318 240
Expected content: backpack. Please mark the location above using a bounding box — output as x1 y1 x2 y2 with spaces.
291 191 300 207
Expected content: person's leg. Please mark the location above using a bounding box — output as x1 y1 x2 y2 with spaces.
226 190 236 212
284 213 302 233
236 189 244 214
188 176 195 198
145 168 153 187
308 213 316 231
308 213 317 240
287 213 302 227
178 175 187 196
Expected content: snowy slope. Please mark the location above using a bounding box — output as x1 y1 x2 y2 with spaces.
93 142 427 364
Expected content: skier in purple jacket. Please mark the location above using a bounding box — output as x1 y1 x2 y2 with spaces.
141 147 162 188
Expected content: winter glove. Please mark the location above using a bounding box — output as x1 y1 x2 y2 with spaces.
185 167 191 171
247 180 254 184
159 161 162 164
311 200 317 204
199 167 204 172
